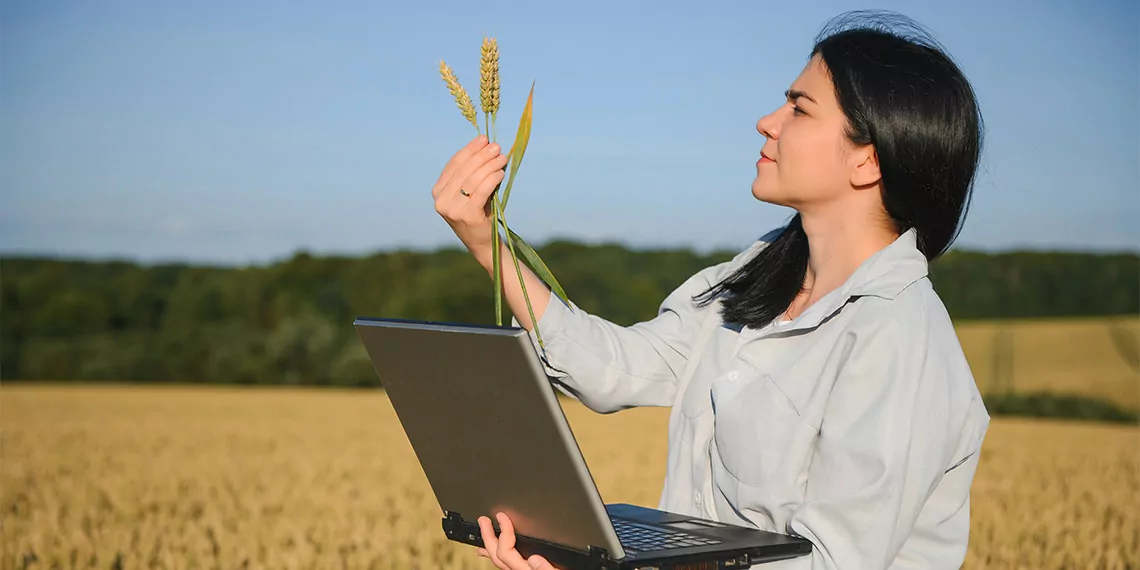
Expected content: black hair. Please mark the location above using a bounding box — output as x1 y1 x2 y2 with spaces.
693 10 984 329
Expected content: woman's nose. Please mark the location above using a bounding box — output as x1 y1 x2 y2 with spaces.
756 109 781 139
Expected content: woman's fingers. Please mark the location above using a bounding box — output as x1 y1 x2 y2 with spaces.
466 164 508 215
477 513 553 570
495 512 547 570
442 141 503 201
440 152 508 225
526 555 555 569
465 152 510 194
478 515 508 569
433 135 486 200
476 512 563 570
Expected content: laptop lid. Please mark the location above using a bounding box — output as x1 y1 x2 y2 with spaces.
353 317 626 560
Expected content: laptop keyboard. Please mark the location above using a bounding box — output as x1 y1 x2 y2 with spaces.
612 518 723 554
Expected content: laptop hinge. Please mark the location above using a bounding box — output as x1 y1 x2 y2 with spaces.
443 511 481 545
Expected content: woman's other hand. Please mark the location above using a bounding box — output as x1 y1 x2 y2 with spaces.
476 512 559 570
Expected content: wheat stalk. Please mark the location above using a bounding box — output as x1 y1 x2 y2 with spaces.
438 60 479 133
479 36 506 328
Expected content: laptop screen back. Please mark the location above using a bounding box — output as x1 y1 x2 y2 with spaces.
353 317 624 558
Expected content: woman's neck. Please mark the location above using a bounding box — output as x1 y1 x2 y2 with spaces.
788 209 899 318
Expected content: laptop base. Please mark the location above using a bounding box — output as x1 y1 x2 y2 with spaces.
444 510 620 569
442 504 811 569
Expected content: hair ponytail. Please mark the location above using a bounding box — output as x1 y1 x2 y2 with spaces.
692 214 809 329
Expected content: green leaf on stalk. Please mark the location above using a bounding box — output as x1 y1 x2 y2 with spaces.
506 228 571 310
499 214 544 349
500 81 534 213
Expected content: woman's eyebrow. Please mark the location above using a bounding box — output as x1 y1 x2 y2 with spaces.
785 89 817 105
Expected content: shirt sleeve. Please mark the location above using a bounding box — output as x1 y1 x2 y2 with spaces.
511 241 765 414
784 311 974 570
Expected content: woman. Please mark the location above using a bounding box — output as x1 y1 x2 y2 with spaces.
431 11 989 570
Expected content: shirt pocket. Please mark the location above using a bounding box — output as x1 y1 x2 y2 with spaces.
710 367 806 488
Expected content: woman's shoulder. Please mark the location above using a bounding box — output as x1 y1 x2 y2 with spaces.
846 278 982 402
871 276 956 333
846 277 958 349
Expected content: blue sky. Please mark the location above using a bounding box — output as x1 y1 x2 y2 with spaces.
2 0 1137 264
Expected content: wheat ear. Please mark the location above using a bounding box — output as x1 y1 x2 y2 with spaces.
439 60 479 133
479 37 500 139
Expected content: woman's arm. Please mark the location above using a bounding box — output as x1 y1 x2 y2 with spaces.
474 238 551 332
494 237 754 413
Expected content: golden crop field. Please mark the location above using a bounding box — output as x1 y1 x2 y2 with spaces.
955 316 1140 410
2 385 1137 570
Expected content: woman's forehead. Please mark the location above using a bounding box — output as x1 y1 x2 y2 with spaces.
788 56 834 105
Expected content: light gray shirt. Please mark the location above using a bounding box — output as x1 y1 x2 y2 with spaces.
516 228 990 569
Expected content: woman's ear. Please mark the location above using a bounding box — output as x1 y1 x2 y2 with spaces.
850 146 882 188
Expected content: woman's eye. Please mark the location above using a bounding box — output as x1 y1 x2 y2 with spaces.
792 105 806 116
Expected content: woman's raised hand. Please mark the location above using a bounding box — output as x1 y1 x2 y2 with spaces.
432 135 510 270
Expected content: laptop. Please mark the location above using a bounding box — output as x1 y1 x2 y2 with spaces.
353 316 813 569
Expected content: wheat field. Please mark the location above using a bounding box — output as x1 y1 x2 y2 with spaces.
955 316 1140 409
2 384 1137 570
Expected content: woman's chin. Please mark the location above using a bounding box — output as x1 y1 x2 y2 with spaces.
751 182 786 205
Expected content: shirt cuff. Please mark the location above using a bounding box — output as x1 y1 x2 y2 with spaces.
510 294 574 377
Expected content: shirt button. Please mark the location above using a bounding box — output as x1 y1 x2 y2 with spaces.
727 371 738 381
694 492 702 506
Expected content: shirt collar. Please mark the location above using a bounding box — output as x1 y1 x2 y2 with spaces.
846 227 929 300
736 227 929 339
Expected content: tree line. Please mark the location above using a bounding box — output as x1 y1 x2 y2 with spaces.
2 240 1137 390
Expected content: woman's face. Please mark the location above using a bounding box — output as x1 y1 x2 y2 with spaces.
752 55 874 209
